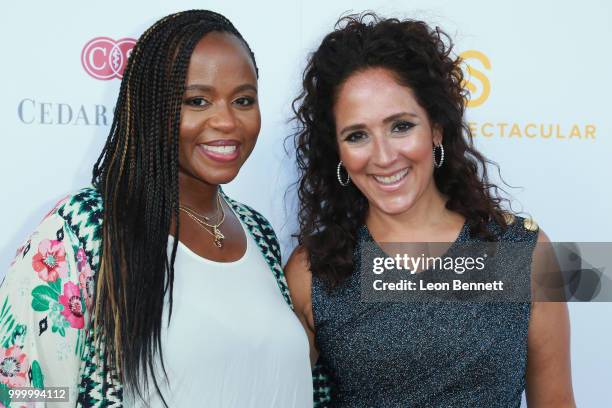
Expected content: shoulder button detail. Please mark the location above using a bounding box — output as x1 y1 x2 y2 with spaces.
523 218 539 231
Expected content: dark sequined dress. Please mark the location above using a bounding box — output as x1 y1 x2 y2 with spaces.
312 216 539 407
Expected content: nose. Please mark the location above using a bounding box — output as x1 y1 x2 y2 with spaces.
207 102 237 133
371 135 397 168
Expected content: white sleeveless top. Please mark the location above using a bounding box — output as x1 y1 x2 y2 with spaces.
124 216 313 407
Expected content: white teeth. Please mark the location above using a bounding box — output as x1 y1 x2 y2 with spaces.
202 145 237 155
373 168 409 185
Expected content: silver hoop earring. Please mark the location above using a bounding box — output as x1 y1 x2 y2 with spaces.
433 144 445 168
337 161 351 186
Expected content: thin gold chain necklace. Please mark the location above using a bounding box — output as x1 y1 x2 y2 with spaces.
180 193 224 223
178 194 226 248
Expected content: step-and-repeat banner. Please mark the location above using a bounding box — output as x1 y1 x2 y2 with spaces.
2 1 610 405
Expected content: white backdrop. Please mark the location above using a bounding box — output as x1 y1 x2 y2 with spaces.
2 1 611 406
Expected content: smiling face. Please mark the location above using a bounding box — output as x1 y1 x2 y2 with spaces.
179 31 260 186
334 67 442 216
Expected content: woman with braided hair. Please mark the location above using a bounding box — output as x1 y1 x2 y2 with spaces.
0 10 312 407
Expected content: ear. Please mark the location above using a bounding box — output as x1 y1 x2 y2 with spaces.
432 124 443 146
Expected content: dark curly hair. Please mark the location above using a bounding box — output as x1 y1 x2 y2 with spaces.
291 12 509 288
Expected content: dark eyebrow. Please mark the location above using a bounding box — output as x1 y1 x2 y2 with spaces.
184 83 257 93
382 112 418 124
234 84 258 94
184 84 214 92
339 111 419 136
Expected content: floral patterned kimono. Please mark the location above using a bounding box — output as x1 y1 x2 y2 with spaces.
0 187 332 407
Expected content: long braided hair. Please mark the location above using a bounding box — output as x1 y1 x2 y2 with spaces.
91 10 258 404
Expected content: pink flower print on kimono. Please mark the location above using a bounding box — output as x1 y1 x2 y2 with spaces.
76 248 95 308
0 345 28 388
78 264 95 309
59 282 85 329
31 239 67 282
76 248 87 271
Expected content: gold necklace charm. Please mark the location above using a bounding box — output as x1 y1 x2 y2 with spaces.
179 194 226 248
211 226 225 248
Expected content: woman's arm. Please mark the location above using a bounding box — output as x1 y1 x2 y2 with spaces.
285 246 319 367
525 229 576 407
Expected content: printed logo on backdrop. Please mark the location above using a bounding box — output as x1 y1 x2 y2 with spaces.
17 99 111 126
81 37 137 80
14 37 134 126
460 50 491 108
460 50 596 141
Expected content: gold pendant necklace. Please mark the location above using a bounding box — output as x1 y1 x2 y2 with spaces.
179 194 226 248
210 226 225 248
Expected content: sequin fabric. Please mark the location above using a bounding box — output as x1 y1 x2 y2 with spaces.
312 216 539 407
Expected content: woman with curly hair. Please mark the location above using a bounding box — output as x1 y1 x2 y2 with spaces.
286 12 575 407
0 10 312 407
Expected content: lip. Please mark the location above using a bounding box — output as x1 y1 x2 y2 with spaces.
370 167 410 192
370 167 410 178
197 139 241 163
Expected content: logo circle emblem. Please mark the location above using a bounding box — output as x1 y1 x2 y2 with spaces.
81 37 136 80
460 50 492 108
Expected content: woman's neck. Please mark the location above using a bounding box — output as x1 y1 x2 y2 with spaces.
178 170 219 215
